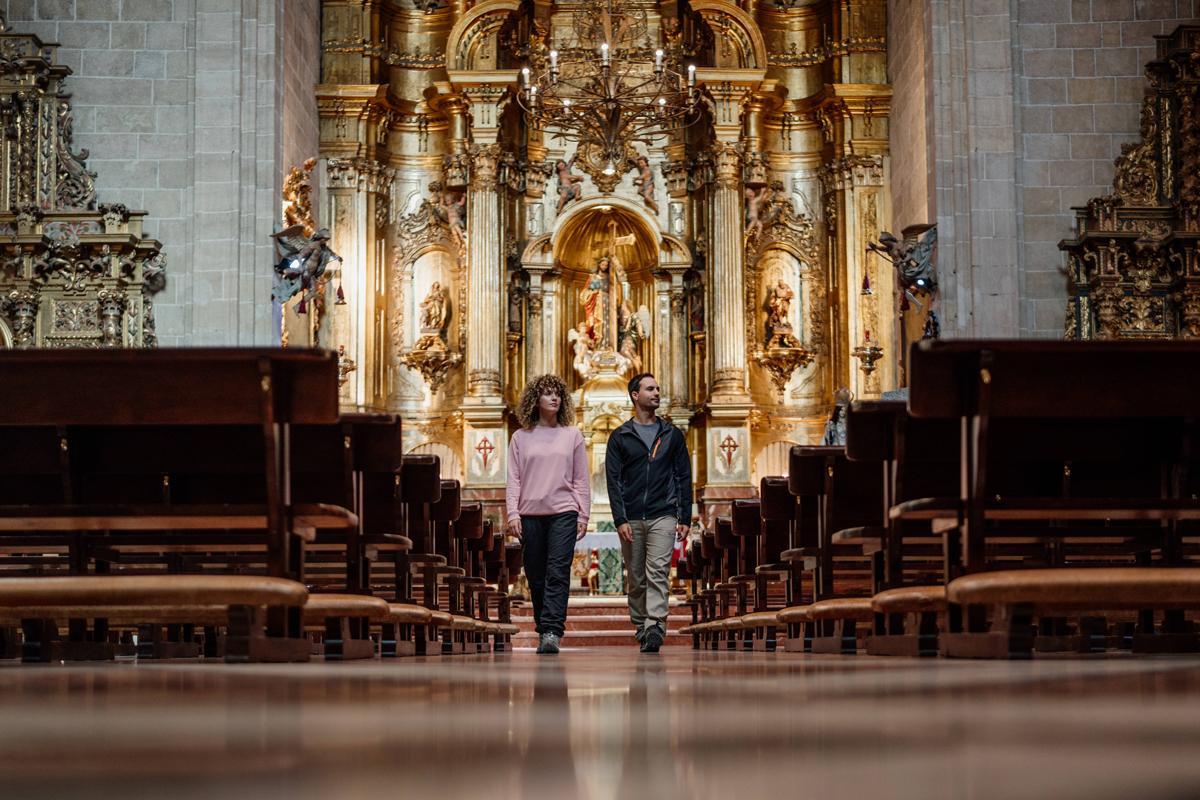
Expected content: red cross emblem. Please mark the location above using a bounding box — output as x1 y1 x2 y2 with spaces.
719 435 739 469
475 436 495 468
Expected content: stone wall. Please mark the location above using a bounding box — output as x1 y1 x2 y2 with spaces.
887 0 934 235
1015 0 1200 337
3 0 316 346
915 0 1199 338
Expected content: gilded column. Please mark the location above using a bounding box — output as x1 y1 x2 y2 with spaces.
709 141 749 401
466 143 503 397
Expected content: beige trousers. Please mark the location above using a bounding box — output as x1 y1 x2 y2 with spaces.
621 516 676 635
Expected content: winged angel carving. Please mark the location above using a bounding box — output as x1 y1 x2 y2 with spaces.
271 225 343 313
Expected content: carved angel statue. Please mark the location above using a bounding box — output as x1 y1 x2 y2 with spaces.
556 156 584 214
419 281 449 332
745 184 772 239
868 226 938 292
616 300 651 375
437 187 466 249
271 224 342 314
568 322 596 381
633 156 658 215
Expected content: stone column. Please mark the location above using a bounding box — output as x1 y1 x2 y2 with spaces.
669 283 689 423
465 143 503 398
709 141 750 401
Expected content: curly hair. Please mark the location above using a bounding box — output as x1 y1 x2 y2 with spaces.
516 374 575 429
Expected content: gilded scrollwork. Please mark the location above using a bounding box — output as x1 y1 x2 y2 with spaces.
1061 27 1198 341
0 23 164 348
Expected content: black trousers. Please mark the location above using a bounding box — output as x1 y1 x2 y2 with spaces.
521 511 577 638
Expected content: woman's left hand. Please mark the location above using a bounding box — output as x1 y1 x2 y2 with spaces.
576 520 588 541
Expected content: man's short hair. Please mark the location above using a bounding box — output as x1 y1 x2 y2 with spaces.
628 372 655 399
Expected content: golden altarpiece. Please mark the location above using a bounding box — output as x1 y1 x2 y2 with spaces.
315 0 894 522
0 21 165 349
1063 26 1200 340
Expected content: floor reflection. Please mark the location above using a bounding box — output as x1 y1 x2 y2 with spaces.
0 652 1199 798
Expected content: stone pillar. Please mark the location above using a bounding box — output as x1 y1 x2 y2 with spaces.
524 264 552 378
709 140 750 402
669 282 689 423
465 143 503 398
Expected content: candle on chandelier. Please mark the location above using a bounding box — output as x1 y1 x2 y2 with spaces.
687 63 696 88
601 42 610 66
521 66 529 85
549 49 558 69
654 48 663 70
529 85 538 107
657 97 666 115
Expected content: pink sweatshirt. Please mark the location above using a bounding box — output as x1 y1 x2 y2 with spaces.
506 425 590 524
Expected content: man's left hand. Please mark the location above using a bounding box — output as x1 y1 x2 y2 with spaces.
675 523 689 542
577 520 588 541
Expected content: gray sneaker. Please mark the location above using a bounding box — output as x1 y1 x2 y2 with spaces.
640 627 664 653
537 633 561 654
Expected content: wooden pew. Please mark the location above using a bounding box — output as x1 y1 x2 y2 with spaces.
0 349 348 662
908 340 1200 657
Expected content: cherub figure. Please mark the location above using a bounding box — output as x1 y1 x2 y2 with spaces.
271 224 342 314
745 184 772 239
633 156 658 215
439 188 466 248
568 321 595 380
556 156 584 214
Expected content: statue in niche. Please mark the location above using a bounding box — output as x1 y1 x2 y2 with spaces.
419 281 449 333
555 156 584 214
578 254 628 351
633 156 658 215
271 225 342 314
765 279 799 348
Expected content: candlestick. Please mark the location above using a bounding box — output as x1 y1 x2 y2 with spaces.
687 63 695 88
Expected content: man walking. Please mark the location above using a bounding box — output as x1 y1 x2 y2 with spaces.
606 373 693 653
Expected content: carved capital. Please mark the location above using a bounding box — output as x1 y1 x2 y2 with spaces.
712 142 742 191
661 161 690 198
469 144 503 191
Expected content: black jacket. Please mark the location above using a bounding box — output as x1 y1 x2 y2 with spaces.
605 416 692 527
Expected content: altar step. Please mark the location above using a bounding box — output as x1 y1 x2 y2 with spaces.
511 596 693 648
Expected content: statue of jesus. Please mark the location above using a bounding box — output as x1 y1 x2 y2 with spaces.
578 254 629 352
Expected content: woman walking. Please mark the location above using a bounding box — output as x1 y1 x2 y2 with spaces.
506 374 590 654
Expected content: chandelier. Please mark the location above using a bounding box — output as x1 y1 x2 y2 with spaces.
516 0 701 180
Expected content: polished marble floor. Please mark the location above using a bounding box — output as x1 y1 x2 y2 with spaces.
4 649 1200 799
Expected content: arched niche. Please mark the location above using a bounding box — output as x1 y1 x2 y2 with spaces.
691 0 767 70
757 247 808 346
551 201 661 388
409 246 460 347
445 0 521 72
0 319 11 348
